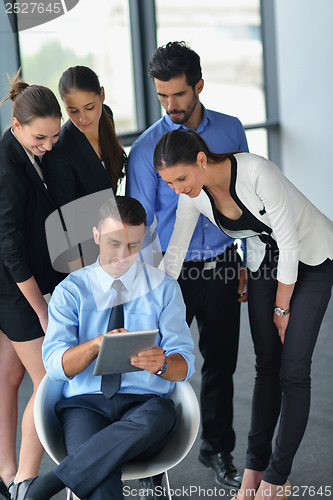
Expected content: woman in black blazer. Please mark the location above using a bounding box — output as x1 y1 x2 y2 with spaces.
43 66 127 208
0 72 62 497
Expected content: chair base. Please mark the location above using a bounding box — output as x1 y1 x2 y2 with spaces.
164 471 172 500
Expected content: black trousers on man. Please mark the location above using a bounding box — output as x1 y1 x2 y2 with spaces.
54 393 178 500
178 244 242 454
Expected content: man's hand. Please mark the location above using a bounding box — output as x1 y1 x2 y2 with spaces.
130 345 165 374
107 327 128 334
62 333 105 378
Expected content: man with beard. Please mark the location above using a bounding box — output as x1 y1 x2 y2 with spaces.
126 41 248 492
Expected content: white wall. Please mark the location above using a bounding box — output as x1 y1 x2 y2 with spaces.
274 0 333 219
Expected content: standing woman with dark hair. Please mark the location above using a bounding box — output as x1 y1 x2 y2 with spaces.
0 72 62 497
43 65 127 207
154 129 333 500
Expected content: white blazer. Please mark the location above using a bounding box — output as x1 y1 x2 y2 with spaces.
160 153 333 284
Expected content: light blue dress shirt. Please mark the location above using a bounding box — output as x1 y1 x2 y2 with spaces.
126 106 248 260
42 260 195 398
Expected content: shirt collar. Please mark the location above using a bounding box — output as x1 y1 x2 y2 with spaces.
11 127 35 165
163 104 208 133
87 259 138 312
94 258 137 294
196 105 209 133
11 127 45 184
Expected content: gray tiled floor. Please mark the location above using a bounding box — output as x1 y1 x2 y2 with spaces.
17 298 333 498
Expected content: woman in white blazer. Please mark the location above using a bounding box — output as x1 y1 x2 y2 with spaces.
153 129 333 500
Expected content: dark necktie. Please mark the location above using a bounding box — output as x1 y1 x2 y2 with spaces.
100 280 124 398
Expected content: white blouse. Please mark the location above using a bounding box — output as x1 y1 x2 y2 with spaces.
159 153 333 284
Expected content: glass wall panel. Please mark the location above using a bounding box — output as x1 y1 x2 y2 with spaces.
246 128 268 157
18 0 136 134
155 0 268 156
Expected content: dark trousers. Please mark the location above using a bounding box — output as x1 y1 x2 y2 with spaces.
246 249 333 485
54 393 178 500
178 244 242 453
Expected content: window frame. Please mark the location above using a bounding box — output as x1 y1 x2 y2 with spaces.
0 0 280 164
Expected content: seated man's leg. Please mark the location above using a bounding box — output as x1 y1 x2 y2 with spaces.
85 467 123 500
57 400 123 500
54 394 178 500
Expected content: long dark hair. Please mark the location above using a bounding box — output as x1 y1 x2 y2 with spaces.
1 69 61 124
154 129 232 171
59 66 126 191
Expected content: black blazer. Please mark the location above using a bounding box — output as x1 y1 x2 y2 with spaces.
0 129 61 298
42 118 117 208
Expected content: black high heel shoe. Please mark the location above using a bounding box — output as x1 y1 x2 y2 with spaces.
7 477 37 500
0 478 12 499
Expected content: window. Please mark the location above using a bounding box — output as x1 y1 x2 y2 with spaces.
155 0 267 156
15 0 270 157
18 0 136 134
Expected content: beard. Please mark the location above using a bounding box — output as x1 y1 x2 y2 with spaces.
167 92 199 125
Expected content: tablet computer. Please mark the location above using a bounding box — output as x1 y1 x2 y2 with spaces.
93 329 159 376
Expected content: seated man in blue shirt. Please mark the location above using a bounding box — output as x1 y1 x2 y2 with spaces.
10 195 195 500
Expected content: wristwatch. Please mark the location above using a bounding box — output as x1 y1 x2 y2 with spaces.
154 357 167 376
274 305 291 317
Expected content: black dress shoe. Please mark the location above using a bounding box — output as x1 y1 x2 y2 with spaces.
8 477 37 500
199 451 242 488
